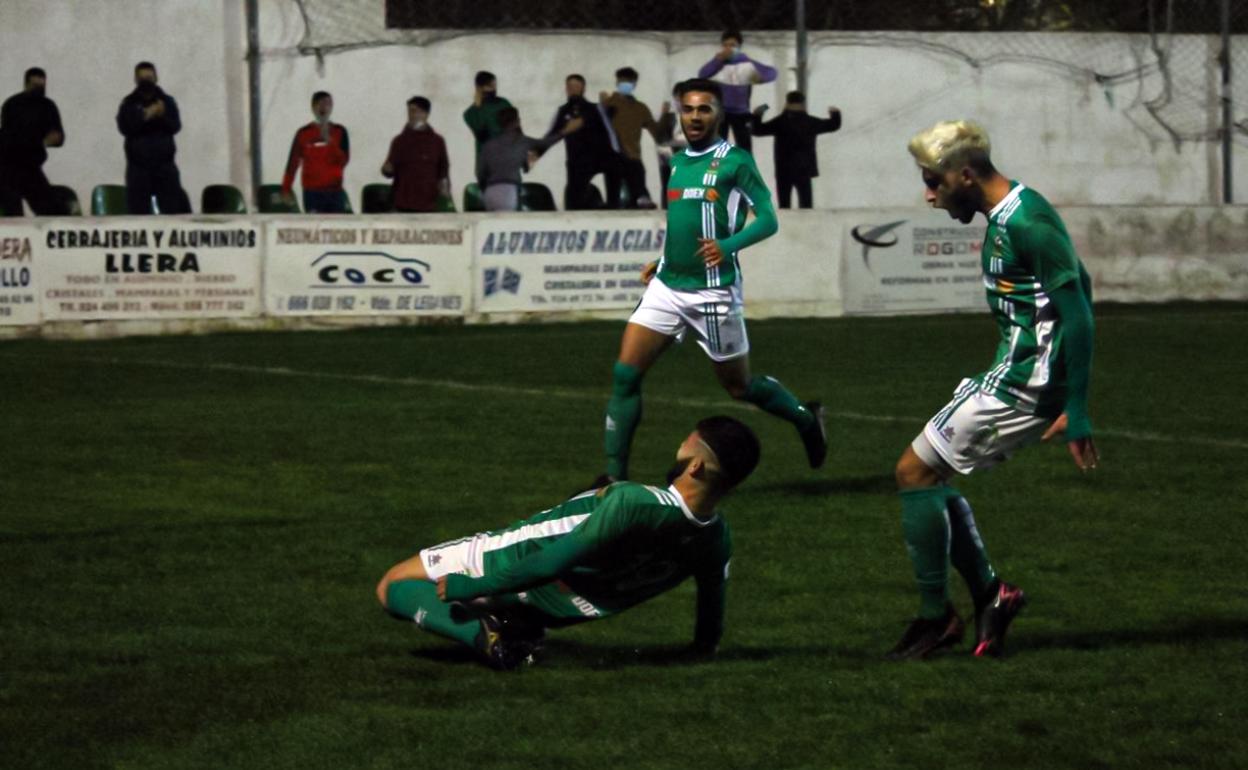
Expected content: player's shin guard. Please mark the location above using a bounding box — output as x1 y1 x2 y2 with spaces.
743 375 814 430
900 487 952 620
384 579 479 647
604 361 643 479
945 489 997 605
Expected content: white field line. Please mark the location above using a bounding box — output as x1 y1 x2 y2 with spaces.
43 354 1248 452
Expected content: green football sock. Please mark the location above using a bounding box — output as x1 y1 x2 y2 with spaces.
605 361 644 479
384 579 479 647
743 375 814 430
945 489 997 605
900 486 951 619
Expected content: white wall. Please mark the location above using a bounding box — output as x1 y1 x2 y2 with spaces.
0 2 1239 212
0 0 247 212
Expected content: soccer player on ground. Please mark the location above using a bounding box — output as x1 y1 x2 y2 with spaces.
375 416 760 669
598 78 826 486
888 120 1098 660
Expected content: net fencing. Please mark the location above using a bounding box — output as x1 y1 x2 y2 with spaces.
285 0 1248 147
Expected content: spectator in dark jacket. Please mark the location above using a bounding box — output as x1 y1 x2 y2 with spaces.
751 91 841 209
0 67 64 216
547 74 620 210
382 96 449 213
116 62 190 214
283 91 351 213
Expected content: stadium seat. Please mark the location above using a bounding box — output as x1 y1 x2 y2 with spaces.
361 183 393 213
199 183 245 213
201 184 247 214
565 184 606 209
257 184 300 213
434 193 456 213
91 184 128 216
462 183 486 212
520 182 557 212
50 185 82 215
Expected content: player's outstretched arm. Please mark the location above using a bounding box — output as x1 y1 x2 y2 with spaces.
691 567 726 657
1043 277 1097 470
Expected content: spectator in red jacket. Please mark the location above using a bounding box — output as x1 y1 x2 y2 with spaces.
282 91 350 213
382 96 449 213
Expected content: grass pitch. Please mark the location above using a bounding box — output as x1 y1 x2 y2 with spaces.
2 303 1246 769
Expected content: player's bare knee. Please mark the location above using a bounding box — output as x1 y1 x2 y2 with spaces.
375 573 393 608
895 450 935 490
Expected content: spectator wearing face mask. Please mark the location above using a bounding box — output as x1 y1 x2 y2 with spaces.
0 67 64 216
382 96 450 213
547 74 622 210
116 61 190 214
697 30 777 153
463 71 513 160
282 91 351 213
600 67 659 209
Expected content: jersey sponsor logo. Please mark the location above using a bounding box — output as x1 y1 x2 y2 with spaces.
670 188 720 202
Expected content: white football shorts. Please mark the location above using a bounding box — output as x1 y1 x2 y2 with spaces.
912 377 1052 475
419 534 487 581
627 276 749 362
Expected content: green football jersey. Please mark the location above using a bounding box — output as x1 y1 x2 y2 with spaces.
978 182 1092 416
444 482 731 626
659 140 777 290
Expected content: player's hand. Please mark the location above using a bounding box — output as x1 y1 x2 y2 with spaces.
696 238 724 267
44 130 63 147
640 260 658 285
752 105 767 118
828 106 841 118
563 116 584 135
381 161 394 177
436 576 449 601
472 88 484 107
1042 413 1100 471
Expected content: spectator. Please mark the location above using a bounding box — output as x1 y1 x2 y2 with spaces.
697 31 777 153
751 91 842 209
600 67 659 208
477 107 580 211
463 71 512 159
382 96 450 213
547 74 621 210
116 61 190 214
282 91 351 213
653 84 687 210
0 67 63 216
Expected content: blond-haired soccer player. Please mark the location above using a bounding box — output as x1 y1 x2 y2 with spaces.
888 121 1098 660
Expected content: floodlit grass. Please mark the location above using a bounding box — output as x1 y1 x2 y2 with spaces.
2 303 1246 769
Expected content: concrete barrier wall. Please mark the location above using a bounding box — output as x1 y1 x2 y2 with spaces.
2 206 1245 339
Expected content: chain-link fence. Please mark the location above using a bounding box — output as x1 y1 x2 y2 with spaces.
286 0 1248 146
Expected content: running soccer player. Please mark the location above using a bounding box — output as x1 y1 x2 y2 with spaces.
598 78 825 486
888 120 1098 660
376 416 760 669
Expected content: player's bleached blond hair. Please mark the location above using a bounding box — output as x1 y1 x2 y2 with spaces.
908 120 992 174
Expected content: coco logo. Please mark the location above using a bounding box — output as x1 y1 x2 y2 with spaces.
311 251 431 287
